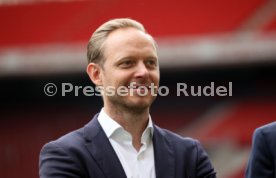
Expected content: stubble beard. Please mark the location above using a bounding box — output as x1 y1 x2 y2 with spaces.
106 93 157 115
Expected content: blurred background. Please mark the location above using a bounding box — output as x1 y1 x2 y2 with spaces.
0 0 276 177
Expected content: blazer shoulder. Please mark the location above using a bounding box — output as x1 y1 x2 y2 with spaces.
43 114 100 151
39 127 89 177
155 125 199 148
255 122 276 138
41 127 86 155
154 126 216 177
253 122 276 150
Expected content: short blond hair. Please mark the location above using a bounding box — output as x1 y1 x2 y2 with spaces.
87 18 155 65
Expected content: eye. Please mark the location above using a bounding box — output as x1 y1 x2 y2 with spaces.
145 59 157 68
119 60 134 68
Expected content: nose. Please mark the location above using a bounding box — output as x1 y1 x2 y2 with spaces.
134 61 149 78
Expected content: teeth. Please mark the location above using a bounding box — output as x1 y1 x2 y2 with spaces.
128 82 151 89
128 85 149 89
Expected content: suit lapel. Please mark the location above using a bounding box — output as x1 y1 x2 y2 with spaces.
83 114 127 178
83 114 175 178
153 125 175 178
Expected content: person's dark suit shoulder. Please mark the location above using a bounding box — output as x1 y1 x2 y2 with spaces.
255 121 276 137
39 127 89 178
155 126 216 178
245 122 276 178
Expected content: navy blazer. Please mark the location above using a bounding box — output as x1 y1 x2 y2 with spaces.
246 122 276 178
39 114 216 178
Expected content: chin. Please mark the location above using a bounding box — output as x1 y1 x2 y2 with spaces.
106 95 156 111
123 102 150 113
126 96 156 108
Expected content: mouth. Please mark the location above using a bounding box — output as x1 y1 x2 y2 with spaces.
128 82 151 89
124 82 158 97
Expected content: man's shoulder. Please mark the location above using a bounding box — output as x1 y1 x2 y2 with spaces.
154 125 214 172
255 122 276 137
253 122 276 149
154 125 199 148
42 127 85 153
42 114 100 150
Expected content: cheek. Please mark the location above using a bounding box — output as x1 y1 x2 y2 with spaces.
104 75 128 87
151 71 160 83
102 69 119 85
114 72 134 84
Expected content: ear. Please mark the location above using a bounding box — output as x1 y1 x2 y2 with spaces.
87 63 103 86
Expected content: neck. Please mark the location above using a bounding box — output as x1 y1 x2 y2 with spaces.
104 103 150 151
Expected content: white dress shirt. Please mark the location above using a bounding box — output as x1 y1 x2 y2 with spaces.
98 108 156 178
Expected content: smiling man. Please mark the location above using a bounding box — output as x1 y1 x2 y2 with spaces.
39 18 216 178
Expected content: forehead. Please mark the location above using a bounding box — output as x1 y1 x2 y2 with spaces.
103 28 157 56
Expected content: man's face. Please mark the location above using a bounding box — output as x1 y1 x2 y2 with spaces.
99 27 160 111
